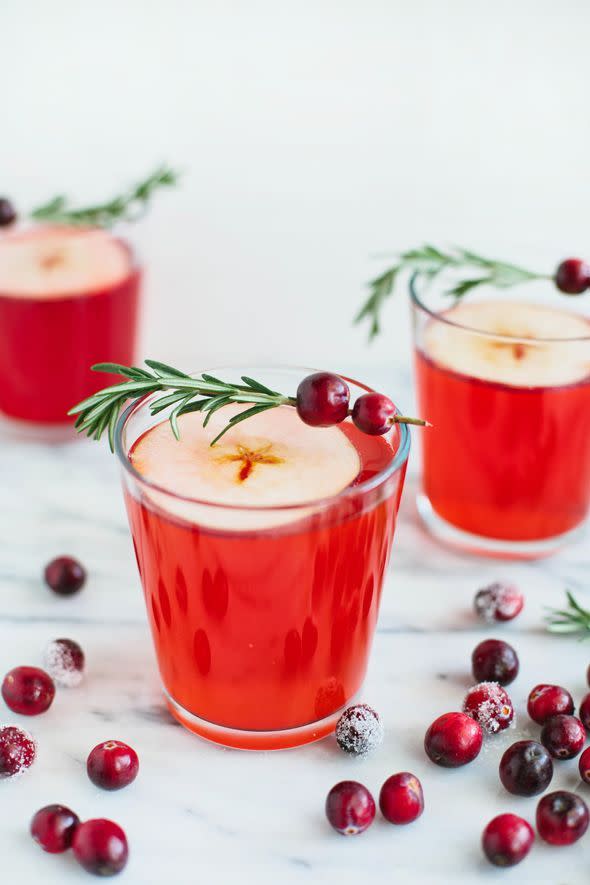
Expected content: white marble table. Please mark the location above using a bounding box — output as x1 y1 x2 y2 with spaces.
1 366 589 884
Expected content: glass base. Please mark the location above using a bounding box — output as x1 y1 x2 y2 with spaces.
416 493 587 560
165 690 355 751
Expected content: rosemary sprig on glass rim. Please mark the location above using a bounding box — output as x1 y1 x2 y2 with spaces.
546 591 590 637
30 164 179 228
355 244 548 341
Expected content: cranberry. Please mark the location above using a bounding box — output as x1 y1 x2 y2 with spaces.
474 581 524 623
379 772 424 824
87 740 139 791
44 556 86 596
424 712 483 767
587 663 590 688
579 746 590 784
536 791 589 845
72 818 129 876
579 692 590 732
31 805 79 853
351 393 397 436
44 638 85 688
0 725 36 778
527 684 574 725
0 198 16 227
295 373 350 427
471 639 518 686
325 781 375 835
1 666 55 715
541 714 585 760
482 813 534 867
463 682 514 734
555 258 590 295
499 740 553 797
335 704 383 756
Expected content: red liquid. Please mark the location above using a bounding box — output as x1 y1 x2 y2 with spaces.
125 423 405 745
416 350 590 541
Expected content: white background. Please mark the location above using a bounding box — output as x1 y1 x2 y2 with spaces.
2 0 590 373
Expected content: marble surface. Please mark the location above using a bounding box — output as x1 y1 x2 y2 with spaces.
1 366 590 885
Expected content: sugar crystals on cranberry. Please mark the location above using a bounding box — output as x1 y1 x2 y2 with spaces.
335 704 383 756
474 582 524 623
463 682 514 734
0 725 36 778
44 638 85 688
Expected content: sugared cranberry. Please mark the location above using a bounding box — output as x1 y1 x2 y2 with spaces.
351 393 397 436
44 556 86 596
579 746 590 784
482 814 534 867
472 639 519 686
424 712 483 767
463 682 514 734
0 198 16 227
325 781 376 835
87 740 139 791
555 258 590 295
44 638 85 688
499 740 553 797
1 666 55 715
296 373 350 428
541 714 586 760
578 692 590 732
0 725 36 778
335 704 383 756
527 684 574 725
474 582 524 623
72 818 129 876
379 772 424 825
31 805 79 853
536 791 589 845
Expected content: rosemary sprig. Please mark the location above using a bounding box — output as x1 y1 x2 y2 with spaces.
356 244 547 340
546 591 590 637
30 164 179 228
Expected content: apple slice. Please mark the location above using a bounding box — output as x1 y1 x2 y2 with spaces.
0 226 132 298
423 299 590 388
129 404 361 531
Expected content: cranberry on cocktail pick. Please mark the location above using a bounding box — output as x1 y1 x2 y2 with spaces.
527 684 574 725
0 198 16 227
463 682 514 735
351 393 397 435
31 805 80 853
44 638 85 688
295 373 350 428
540 714 585 760
555 258 590 295
0 725 36 778
87 740 139 791
72 818 129 876
335 704 383 756
44 556 86 596
325 781 376 835
424 712 483 767
499 740 553 797
471 639 519 686
536 791 589 845
481 813 534 868
473 582 524 623
2 666 55 715
379 773 424 825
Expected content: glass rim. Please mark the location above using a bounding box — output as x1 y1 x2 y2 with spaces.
114 365 411 513
409 273 590 344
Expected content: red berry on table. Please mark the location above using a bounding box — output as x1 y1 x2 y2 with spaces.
87 740 139 791
579 746 590 784
0 725 36 778
0 198 16 227
424 712 483 767
527 684 574 725
536 791 589 845
379 772 424 825
463 682 514 734
578 692 590 731
335 704 383 756
72 819 129 876
471 639 519 686
555 258 590 295
351 393 397 436
295 372 350 428
44 638 85 688
473 582 524 623
541 714 585 760
30 805 79 853
499 740 553 797
44 556 86 596
325 781 376 835
587 663 590 688
481 813 534 868
1 666 55 715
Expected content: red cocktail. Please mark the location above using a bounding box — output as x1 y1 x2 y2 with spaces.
0 226 140 424
116 369 409 749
